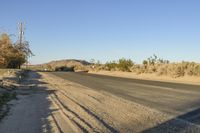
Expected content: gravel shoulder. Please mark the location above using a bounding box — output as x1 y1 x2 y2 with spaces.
0 71 200 133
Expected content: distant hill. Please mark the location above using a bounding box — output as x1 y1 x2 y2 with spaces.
45 59 91 67
34 59 91 71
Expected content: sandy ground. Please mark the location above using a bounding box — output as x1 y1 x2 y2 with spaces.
0 71 200 133
89 70 200 85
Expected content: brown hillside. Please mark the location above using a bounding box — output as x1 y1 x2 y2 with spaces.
41 59 91 71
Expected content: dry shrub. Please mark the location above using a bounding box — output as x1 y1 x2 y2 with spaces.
156 62 200 78
182 62 200 76
167 64 185 78
0 33 32 69
131 65 144 74
95 56 200 78
105 61 118 71
156 64 168 76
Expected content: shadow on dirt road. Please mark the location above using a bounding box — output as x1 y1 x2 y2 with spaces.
0 72 63 133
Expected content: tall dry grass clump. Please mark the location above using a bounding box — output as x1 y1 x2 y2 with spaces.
153 62 200 78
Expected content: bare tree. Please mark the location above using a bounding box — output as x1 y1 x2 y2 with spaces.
15 41 34 61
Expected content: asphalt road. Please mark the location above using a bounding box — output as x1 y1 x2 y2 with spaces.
50 72 200 118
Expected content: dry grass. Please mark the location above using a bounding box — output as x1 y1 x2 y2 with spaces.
89 56 200 85
131 62 200 78
91 56 200 79
0 69 20 78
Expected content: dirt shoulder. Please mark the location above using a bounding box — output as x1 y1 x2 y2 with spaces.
42 72 200 133
0 69 23 122
0 71 200 133
89 70 200 85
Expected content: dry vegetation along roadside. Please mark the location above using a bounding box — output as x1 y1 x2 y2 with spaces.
89 56 200 84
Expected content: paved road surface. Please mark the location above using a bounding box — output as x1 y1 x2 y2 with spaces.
51 72 200 117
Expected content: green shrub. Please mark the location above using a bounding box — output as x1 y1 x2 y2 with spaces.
118 58 134 72
105 61 118 71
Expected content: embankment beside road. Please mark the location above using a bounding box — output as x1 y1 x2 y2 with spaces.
89 70 200 85
0 69 28 121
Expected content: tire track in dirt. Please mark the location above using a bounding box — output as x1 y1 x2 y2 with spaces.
50 93 90 133
58 90 119 133
53 92 97 132
43 77 116 132
49 111 64 133
47 79 118 133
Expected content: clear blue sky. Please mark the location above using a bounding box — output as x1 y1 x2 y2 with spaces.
1 0 200 64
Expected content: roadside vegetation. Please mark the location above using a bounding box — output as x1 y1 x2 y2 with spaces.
91 55 200 78
104 58 134 72
0 33 33 69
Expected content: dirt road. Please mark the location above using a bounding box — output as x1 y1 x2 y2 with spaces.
0 71 200 133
